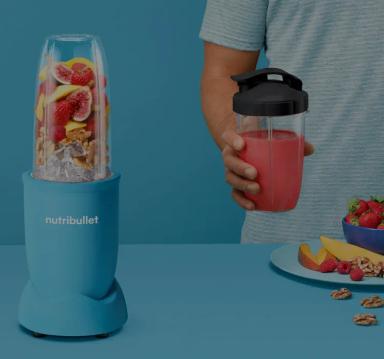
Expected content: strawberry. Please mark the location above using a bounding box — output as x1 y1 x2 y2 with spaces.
367 200 384 217
48 125 66 143
70 67 94 86
319 258 338 273
51 100 74 126
337 261 352 274
350 267 364 281
345 213 359 226
377 223 384 230
348 198 369 216
359 211 381 228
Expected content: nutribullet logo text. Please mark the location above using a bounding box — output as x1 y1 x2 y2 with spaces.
45 216 99 225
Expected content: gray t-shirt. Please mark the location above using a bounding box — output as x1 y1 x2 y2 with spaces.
200 0 384 243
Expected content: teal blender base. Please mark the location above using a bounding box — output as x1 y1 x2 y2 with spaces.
19 279 127 337
19 172 127 337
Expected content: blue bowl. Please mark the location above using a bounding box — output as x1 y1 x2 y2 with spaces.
342 218 384 254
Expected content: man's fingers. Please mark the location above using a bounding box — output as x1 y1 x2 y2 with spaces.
232 189 255 211
223 149 257 179
304 141 315 156
222 129 244 151
225 171 260 194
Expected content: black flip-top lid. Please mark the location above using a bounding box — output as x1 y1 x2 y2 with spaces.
232 68 308 116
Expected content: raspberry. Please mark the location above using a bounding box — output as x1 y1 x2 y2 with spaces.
319 258 338 273
337 261 352 275
350 267 364 281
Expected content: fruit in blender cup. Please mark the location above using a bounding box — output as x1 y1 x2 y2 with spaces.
48 125 66 143
52 63 73 84
35 94 45 122
45 85 81 104
70 67 94 86
51 100 74 125
67 87 92 121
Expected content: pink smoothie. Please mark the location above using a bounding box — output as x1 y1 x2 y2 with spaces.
239 129 304 211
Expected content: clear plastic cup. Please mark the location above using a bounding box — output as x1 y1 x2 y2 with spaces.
33 34 110 182
232 68 308 211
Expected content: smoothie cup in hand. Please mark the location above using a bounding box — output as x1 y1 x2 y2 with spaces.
231 68 308 211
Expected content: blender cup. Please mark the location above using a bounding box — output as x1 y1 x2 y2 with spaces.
19 35 127 338
232 68 308 212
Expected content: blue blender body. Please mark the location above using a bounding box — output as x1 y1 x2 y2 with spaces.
18 35 127 337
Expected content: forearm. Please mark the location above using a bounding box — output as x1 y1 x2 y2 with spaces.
201 74 237 149
200 43 259 149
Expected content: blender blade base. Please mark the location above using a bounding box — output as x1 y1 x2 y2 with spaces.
18 279 127 337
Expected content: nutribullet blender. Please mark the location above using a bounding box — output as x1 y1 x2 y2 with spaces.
18 34 127 337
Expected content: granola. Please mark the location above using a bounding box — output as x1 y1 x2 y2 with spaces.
361 295 384 308
353 313 377 326
331 288 352 300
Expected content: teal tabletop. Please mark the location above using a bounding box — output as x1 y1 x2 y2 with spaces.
1 243 383 358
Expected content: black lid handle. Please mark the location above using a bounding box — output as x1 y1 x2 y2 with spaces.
231 68 302 92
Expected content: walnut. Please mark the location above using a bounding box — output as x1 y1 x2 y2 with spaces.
351 257 383 277
353 313 377 326
361 295 384 308
66 128 92 142
73 157 93 170
331 288 352 300
86 140 96 165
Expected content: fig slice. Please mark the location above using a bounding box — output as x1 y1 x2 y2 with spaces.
67 86 92 122
52 63 73 84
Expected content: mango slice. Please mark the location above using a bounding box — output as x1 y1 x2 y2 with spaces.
45 85 81 104
320 236 384 264
65 120 87 134
35 94 45 121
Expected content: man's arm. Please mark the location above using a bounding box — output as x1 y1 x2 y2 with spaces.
201 42 259 149
201 42 260 210
200 43 314 210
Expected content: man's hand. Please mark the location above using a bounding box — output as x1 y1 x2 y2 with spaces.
222 129 315 211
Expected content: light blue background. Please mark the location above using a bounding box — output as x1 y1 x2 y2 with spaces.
0 0 267 244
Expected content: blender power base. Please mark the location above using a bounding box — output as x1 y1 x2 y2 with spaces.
19 173 127 337
19 279 127 337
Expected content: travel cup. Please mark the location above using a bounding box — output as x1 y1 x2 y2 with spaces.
232 68 308 211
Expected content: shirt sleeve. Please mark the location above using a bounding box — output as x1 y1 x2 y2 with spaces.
199 0 267 51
